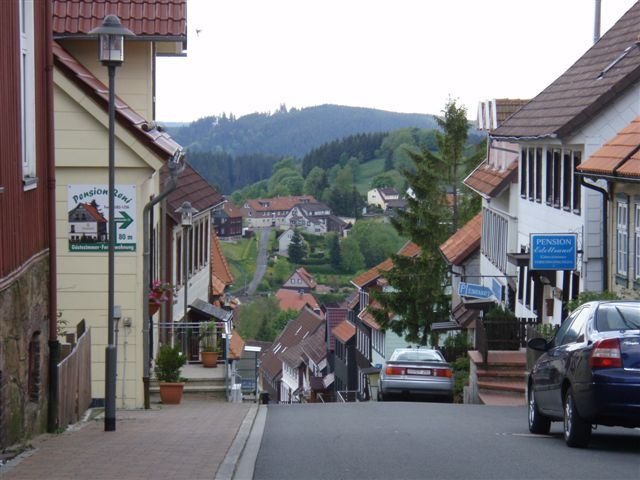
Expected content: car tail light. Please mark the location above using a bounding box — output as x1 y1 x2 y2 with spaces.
589 338 622 369
385 366 405 376
435 368 452 378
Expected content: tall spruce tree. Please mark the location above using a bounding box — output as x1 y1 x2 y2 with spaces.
288 230 307 263
327 233 342 269
370 145 450 344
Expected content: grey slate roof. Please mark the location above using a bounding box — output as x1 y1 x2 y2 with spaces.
492 2 640 139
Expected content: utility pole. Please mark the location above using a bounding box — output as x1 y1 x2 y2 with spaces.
594 0 601 44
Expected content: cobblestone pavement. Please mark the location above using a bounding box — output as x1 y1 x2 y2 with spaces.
3 400 251 480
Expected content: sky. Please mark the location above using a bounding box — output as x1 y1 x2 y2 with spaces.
156 0 638 122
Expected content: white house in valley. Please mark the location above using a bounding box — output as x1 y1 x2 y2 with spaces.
367 187 400 210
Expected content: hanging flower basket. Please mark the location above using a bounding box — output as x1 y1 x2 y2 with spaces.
148 281 175 315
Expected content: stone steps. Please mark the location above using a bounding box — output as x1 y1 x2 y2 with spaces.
469 350 526 406
478 392 526 407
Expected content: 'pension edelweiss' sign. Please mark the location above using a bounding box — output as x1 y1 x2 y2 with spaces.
67 184 136 252
530 233 577 271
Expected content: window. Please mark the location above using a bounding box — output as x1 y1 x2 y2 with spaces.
572 152 581 213
520 148 527 198
176 233 182 286
535 148 542 202
553 149 561 208
635 204 640 280
561 307 591 345
545 150 553 205
528 148 535 201
562 151 572 210
481 208 508 272
617 200 629 276
19 0 36 187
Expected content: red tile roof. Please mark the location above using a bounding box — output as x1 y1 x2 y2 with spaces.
332 320 356 343
439 213 482 266
492 3 640 139
352 241 421 288
577 116 640 178
52 0 187 39
53 42 182 160
358 303 381 330
162 162 224 223
464 160 518 198
82 203 107 223
244 196 316 215
275 289 320 312
228 329 245 360
210 230 234 294
295 267 317 289
222 202 244 218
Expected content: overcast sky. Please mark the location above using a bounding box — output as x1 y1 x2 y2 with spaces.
156 0 638 122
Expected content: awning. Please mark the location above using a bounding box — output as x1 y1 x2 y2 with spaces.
190 298 233 323
431 321 463 332
507 252 530 267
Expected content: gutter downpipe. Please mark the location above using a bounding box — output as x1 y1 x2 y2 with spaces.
142 150 184 409
45 0 60 433
580 176 609 291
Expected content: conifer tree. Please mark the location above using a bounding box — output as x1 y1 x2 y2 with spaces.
371 143 450 344
327 233 342 269
288 230 307 264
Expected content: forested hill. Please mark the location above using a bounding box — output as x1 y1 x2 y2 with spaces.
166 104 440 158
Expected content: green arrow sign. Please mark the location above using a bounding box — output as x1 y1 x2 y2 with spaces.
114 211 133 230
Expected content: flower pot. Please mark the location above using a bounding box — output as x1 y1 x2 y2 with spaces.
201 351 219 368
149 302 160 316
159 382 185 404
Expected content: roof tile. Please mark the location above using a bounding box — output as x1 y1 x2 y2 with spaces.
439 213 482 266
464 160 518 197
492 3 640 139
52 0 187 38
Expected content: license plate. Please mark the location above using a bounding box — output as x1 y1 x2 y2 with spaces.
406 368 432 376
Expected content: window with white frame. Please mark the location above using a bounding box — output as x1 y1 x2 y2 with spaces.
635 204 640 280
617 200 628 276
481 208 508 272
19 0 36 186
522 147 581 214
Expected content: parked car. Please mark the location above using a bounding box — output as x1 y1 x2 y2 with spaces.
379 348 454 402
527 301 640 448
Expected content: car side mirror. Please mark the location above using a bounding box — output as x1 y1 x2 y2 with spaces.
527 337 549 352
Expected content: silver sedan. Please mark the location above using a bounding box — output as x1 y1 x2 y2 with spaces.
379 348 454 402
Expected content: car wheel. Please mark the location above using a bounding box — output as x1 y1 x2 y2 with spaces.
377 391 385 402
528 388 550 434
563 388 591 448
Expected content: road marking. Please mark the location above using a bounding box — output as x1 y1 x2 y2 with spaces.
496 432 557 438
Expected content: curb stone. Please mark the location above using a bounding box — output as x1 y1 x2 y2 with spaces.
215 404 259 480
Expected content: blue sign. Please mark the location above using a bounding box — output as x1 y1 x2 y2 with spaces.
241 378 256 392
458 282 493 299
530 233 577 271
491 279 503 302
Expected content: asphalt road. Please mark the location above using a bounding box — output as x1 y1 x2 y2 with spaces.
253 402 640 480
246 228 271 295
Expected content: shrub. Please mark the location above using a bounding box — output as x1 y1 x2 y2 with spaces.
451 356 470 403
566 291 619 313
155 345 186 383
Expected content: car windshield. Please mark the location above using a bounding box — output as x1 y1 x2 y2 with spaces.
391 350 443 362
596 304 640 332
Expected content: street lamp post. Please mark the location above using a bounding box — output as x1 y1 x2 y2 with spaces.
89 15 134 432
175 202 198 356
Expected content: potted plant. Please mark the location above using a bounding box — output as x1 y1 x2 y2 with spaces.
154 344 187 404
148 281 175 316
199 321 219 368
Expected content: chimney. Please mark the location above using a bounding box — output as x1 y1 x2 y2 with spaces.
593 0 601 44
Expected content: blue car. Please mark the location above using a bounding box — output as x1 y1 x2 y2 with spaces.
527 301 640 448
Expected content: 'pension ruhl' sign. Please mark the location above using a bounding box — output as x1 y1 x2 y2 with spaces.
530 233 577 271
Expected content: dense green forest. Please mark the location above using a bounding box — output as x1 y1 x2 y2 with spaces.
167 104 441 158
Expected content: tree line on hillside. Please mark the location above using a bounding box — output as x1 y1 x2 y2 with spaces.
167 104 442 158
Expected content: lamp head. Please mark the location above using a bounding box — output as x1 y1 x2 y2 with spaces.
88 15 135 66
176 201 198 227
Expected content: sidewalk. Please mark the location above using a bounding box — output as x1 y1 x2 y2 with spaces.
2 400 251 480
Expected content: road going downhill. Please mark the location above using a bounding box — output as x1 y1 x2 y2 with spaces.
253 402 640 480
246 228 271 296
